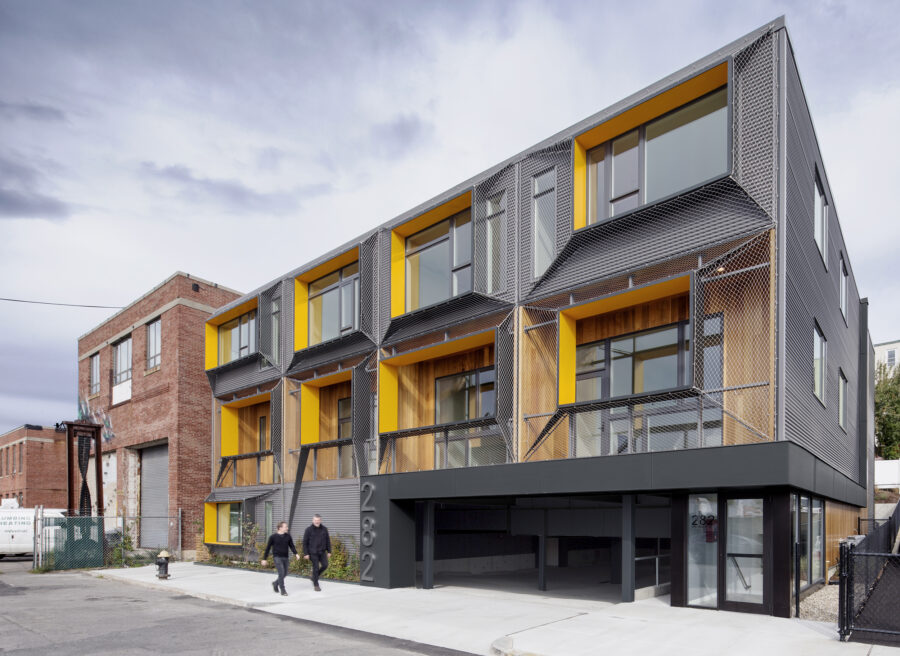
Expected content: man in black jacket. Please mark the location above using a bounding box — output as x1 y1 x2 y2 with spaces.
260 522 299 595
302 514 331 591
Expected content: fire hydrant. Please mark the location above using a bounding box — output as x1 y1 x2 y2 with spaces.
156 550 171 579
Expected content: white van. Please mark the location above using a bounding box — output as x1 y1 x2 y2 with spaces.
0 499 64 557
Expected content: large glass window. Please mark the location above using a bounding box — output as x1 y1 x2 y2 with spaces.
814 173 828 264
309 262 359 346
89 353 100 395
793 494 826 591
113 336 132 384
406 210 471 312
533 169 557 277
576 322 693 402
813 323 826 403
485 192 506 294
338 397 352 439
218 310 257 365
687 493 718 607
435 367 495 425
889 350 896 369
146 318 161 370
588 87 728 224
216 502 241 543
812 498 824 583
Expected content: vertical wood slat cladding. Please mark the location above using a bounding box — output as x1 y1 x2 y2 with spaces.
319 381 352 441
825 500 860 575
238 403 269 454
283 380 301 483
702 237 773 445
575 293 689 345
520 308 558 460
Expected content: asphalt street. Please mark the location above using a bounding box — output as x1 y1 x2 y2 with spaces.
0 560 474 656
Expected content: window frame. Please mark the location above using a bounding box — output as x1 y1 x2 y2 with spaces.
146 318 161 370
586 86 730 227
113 336 133 385
575 320 695 403
270 295 281 364
215 502 242 544
838 369 847 431
404 209 472 312
484 191 507 294
813 322 827 406
813 170 828 268
888 350 896 369
337 397 353 440
89 353 100 396
434 365 497 427
217 309 258 366
307 262 360 347
839 256 848 321
532 168 557 278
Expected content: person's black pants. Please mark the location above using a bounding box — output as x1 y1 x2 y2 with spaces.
274 555 289 592
309 552 328 586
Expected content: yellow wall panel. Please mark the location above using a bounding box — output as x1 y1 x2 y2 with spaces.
558 313 577 405
379 362 399 433
204 503 216 543
300 383 321 444
294 278 308 352
390 231 405 317
205 323 218 370
221 405 238 457
573 141 587 231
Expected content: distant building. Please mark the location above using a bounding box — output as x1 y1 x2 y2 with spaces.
77 272 241 558
874 339 900 375
0 424 67 508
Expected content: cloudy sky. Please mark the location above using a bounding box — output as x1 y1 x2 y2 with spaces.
1 1 898 431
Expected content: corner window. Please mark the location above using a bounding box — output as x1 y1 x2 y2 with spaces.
216 502 242 543
814 172 828 265
813 322 826 403
588 87 728 225
309 262 359 346
435 367 495 425
218 310 257 365
146 318 161 370
485 192 506 294
839 257 848 319
338 397 352 439
838 370 847 430
89 353 100 395
405 210 471 312
533 169 556 277
113 336 132 384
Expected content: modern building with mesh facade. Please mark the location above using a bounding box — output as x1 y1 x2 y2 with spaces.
202 18 874 617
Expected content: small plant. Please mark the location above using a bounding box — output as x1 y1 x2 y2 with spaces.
241 518 261 562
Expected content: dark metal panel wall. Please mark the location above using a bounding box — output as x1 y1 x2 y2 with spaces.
210 360 280 397
292 480 361 553
281 275 294 372
352 354 376 476
782 46 861 482
270 379 284 475
360 233 379 342
258 283 277 366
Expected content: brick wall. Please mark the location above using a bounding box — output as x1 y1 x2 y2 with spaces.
0 426 67 508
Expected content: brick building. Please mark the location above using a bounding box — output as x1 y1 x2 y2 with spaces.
77 272 240 557
0 424 67 508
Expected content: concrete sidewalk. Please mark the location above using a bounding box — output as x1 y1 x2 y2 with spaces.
90 563 900 656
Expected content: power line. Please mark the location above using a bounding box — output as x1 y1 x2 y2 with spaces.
0 297 123 309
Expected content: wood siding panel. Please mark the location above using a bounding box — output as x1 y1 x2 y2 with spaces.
825 500 860 575
319 381 352 442
575 293 689 345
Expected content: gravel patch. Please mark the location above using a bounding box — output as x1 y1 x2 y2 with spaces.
799 583 838 623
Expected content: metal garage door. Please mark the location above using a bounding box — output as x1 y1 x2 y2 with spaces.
140 444 169 548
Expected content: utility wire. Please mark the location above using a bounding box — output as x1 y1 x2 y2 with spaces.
0 297 122 309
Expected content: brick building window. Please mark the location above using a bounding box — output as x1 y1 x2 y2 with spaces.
89 353 100 395
18 442 22 473
146 318 161 370
114 336 133 384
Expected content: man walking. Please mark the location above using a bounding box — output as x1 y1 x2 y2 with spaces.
302 513 331 591
260 521 299 596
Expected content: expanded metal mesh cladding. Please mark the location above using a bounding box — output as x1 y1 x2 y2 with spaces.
474 165 517 302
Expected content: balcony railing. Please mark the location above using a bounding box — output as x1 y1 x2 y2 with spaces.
215 450 281 488
378 418 508 474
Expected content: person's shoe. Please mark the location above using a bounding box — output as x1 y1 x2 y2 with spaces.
272 581 279 593
314 585 321 592
281 591 288 596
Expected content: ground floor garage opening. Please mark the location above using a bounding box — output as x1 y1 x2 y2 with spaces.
413 494 671 602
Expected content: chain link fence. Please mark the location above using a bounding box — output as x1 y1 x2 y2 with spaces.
33 510 182 571
839 502 900 644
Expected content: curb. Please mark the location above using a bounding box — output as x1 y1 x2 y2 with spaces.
86 570 255 608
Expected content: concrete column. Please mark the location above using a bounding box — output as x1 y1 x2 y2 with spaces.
621 494 635 602
422 500 435 590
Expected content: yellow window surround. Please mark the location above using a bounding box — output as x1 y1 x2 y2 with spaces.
220 391 271 457
298 369 353 445
293 247 360 353
203 502 240 545
389 190 473 318
557 275 691 405
205 297 259 370
572 61 729 231
378 329 496 433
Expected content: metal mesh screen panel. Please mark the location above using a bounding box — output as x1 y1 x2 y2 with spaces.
258 285 276 365
359 233 378 341
352 353 376 476
377 229 392 342
732 29 779 218
496 312 516 461
520 307 559 460
474 165 516 303
270 379 284 475
383 310 510 356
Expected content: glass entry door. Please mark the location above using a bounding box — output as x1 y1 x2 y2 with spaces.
724 498 764 604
